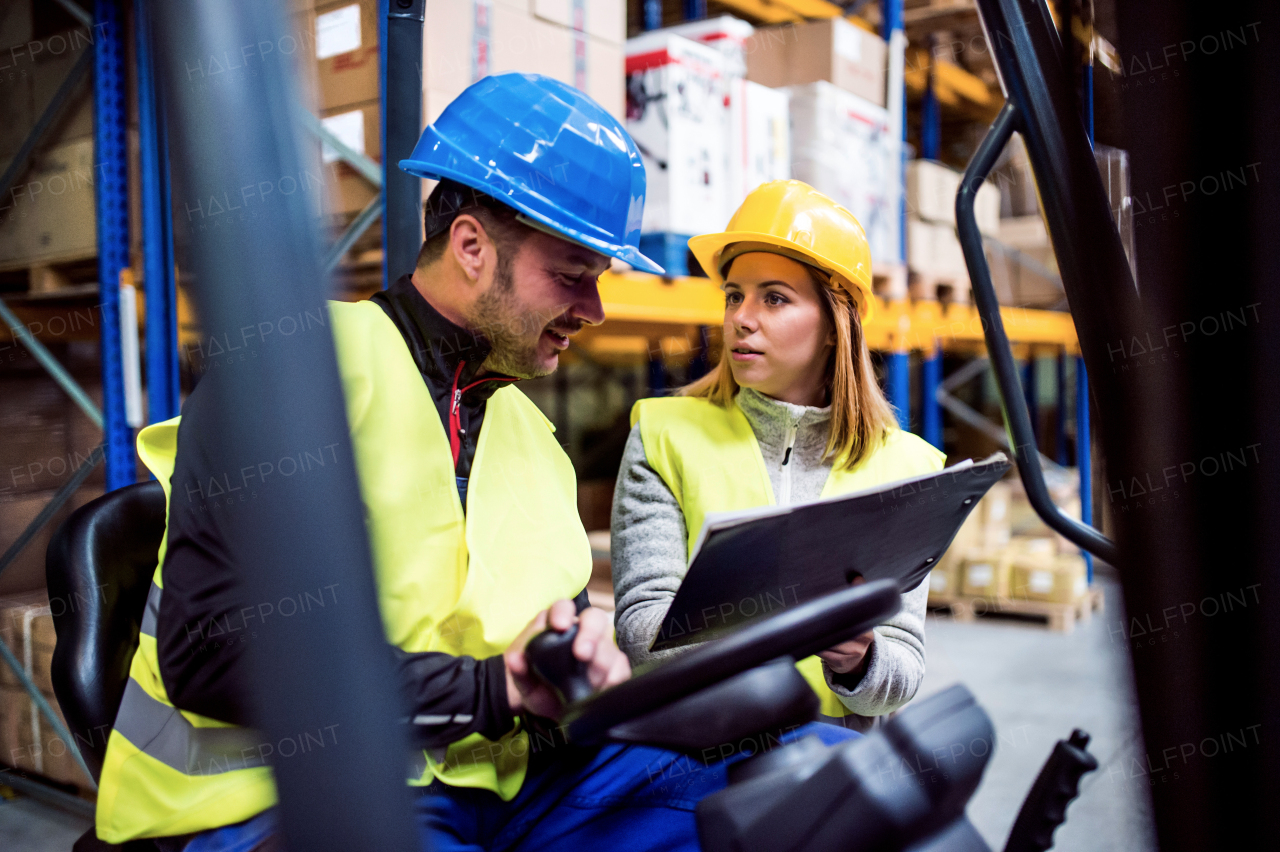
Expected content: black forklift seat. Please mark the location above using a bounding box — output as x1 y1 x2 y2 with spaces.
45 480 167 781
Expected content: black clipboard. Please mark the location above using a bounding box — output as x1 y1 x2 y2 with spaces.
650 453 1012 651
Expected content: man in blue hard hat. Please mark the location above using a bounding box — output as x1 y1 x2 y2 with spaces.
95 74 862 851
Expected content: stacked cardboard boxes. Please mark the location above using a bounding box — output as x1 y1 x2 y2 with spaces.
725 80 790 216
905 160 1000 301
0 9 102 272
746 17 887 108
927 481 1011 600
988 214 1065 308
736 17 898 271
626 17 793 271
425 0 624 124
928 475 1091 615
1006 471 1082 553
907 160 1000 234
788 81 898 269
661 16 791 218
303 0 627 216
1011 552 1088 605
625 32 730 272
0 592 87 788
664 14 755 78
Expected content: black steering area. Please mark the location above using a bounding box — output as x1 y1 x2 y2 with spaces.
525 580 1096 852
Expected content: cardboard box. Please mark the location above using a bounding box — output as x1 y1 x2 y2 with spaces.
986 247 1063 308
625 33 729 236
662 15 755 78
789 82 899 266
423 1 620 118
0 487 104 597
1011 552 1087 604
0 592 56 696
725 80 789 214
320 99 380 216
314 0 379 111
579 32 623 118
998 214 1054 264
0 136 97 270
532 0 626 45
907 159 999 235
977 481 1012 550
907 218 961 277
992 134 1039 218
33 38 94 141
927 558 963 601
748 18 886 107
960 552 1011 598
430 0 572 92
0 684 86 788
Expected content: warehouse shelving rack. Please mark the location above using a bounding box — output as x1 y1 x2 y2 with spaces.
0 0 1100 811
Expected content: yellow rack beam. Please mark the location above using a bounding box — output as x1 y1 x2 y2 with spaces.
712 0 847 25
594 271 1079 357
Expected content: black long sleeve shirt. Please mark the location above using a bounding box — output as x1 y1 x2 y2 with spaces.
156 275 581 747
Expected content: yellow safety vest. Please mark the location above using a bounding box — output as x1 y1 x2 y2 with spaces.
631 396 945 719
96 300 590 842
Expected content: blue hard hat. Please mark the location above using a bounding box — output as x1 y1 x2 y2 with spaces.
400 73 663 275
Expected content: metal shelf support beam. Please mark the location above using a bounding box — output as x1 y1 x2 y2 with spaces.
94 0 135 490
883 0 907 266
885 351 910 431
921 344 942 448
380 0 425 287
136 0 179 424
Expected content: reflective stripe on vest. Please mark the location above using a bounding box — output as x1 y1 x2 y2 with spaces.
95 301 590 843
632 395 946 718
139 581 162 638
113 680 264 776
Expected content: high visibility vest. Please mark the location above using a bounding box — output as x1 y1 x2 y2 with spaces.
631 396 945 719
95 300 590 843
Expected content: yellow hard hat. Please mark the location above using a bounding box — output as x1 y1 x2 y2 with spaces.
688 180 875 319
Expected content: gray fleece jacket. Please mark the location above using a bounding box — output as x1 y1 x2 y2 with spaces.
610 388 930 732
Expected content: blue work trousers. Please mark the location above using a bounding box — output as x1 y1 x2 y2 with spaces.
184 722 858 852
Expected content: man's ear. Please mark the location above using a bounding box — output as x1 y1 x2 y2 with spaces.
448 213 493 284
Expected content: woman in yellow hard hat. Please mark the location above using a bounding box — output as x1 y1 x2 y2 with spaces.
610 180 945 730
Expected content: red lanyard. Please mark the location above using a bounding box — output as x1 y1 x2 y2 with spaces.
448 361 515 469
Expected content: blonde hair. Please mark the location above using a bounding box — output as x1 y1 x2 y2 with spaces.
680 256 898 470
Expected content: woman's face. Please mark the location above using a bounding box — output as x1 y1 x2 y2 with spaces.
722 252 834 407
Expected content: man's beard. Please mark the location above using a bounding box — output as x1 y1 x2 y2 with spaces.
471 258 563 379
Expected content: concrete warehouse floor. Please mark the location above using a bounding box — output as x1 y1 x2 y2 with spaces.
918 569 1158 851
1 573 1155 852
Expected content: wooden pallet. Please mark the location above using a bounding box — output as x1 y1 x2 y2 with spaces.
872 263 908 301
927 587 1105 633
909 270 972 305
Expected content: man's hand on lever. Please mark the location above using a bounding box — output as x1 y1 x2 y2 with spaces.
504 599 631 719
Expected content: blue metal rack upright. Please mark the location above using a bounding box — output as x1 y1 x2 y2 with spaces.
136 0 180 424
922 344 942 449
379 0 425 289
643 0 662 31
921 72 941 161
886 352 910 431
93 0 135 490
1080 47 1096 582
